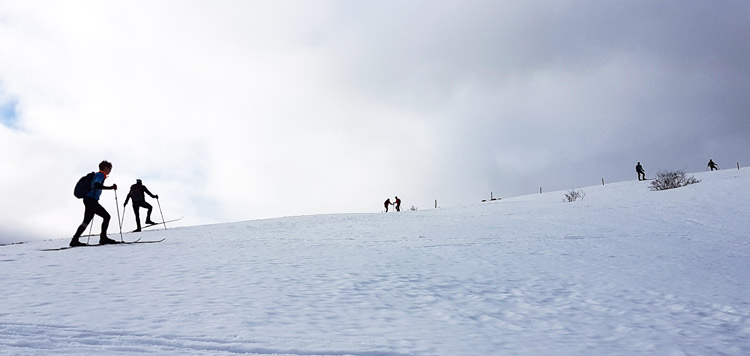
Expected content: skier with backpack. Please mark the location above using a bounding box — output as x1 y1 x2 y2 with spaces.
69 160 120 247
123 179 159 232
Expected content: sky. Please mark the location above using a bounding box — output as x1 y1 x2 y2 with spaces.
1 0 749 243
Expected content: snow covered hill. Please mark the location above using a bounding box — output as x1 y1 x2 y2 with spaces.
1 169 749 355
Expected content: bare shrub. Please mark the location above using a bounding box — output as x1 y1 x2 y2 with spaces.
564 189 586 202
649 170 701 191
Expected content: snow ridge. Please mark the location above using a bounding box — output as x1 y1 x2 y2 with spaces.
1 169 749 355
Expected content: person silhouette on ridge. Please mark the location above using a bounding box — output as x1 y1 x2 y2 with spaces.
636 162 646 181
124 179 159 232
707 159 719 171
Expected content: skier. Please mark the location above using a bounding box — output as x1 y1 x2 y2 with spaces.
124 179 159 232
384 198 392 212
707 159 719 171
394 196 401 212
636 162 646 181
69 161 120 247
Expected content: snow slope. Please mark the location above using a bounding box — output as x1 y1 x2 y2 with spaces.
1 169 749 355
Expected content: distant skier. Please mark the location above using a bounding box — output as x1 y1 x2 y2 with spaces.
384 198 392 212
124 179 159 232
70 160 120 247
636 162 646 181
707 159 719 171
394 196 401 212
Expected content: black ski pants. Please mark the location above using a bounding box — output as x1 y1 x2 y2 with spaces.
73 197 111 238
132 200 153 228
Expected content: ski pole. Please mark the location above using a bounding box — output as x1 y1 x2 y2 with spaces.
156 197 167 230
86 216 95 245
114 189 123 242
120 202 127 232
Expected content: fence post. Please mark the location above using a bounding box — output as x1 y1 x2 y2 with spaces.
602 178 605 186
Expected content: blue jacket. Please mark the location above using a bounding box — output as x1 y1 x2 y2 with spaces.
86 172 107 200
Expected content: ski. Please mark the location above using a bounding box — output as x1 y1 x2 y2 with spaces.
142 216 183 229
40 238 165 251
126 238 165 244
80 217 183 237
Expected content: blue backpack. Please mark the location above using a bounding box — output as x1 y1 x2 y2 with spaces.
73 172 96 199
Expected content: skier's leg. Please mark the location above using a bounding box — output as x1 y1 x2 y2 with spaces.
94 202 111 238
143 202 155 224
132 203 142 230
70 200 96 246
95 202 120 244
73 200 96 237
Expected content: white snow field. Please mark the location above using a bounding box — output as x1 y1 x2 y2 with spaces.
1 169 749 355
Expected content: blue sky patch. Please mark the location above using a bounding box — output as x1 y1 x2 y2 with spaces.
0 99 19 129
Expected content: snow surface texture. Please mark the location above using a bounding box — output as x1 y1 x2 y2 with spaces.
1 169 749 355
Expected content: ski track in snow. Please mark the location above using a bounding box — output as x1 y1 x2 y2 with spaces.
1 169 750 355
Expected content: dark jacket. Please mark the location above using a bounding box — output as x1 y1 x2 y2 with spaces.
125 184 156 204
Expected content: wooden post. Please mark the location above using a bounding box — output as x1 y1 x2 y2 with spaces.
491 192 493 200
602 178 605 186
435 199 438 209
738 161 741 170
540 187 542 194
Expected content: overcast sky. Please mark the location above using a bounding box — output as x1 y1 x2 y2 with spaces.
1 0 749 244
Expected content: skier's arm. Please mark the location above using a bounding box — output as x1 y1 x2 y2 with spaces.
144 186 158 199
93 182 117 190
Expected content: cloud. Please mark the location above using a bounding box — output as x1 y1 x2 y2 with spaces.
1 0 749 243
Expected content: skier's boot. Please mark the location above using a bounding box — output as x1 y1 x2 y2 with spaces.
99 236 120 245
145 220 157 225
70 225 87 247
132 228 142 233
69 238 86 247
